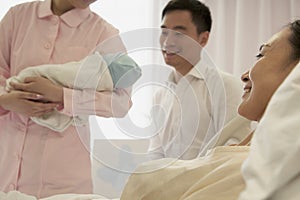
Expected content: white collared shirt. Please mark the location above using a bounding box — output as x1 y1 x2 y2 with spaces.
148 60 244 160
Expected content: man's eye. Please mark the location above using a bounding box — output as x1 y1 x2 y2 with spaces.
175 32 183 36
161 30 168 36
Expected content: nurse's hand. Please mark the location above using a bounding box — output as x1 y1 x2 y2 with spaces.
10 76 63 104
0 91 58 117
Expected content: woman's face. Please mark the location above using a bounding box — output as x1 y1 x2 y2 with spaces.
238 27 297 121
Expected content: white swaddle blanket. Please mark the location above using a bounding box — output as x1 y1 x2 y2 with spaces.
0 191 115 200
6 52 114 132
121 145 249 200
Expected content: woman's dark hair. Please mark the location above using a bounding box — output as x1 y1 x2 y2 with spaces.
289 20 300 61
162 0 212 34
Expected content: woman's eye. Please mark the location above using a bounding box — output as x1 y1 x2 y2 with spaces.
256 53 263 59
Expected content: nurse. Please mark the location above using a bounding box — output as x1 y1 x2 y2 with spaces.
0 0 133 198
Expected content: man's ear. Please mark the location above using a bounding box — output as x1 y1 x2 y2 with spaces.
198 31 210 47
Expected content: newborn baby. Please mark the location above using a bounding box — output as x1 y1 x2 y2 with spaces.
6 52 141 132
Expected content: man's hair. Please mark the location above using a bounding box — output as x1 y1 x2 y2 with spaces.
162 0 212 34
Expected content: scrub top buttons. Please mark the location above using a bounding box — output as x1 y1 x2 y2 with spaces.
15 154 21 161
44 43 51 49
52 18 58 25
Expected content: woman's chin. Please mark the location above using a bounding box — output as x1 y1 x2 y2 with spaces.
237 103 252 120
238 106 259 121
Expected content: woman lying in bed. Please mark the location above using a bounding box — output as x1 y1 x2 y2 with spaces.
121 19 300 200
1 20 300 200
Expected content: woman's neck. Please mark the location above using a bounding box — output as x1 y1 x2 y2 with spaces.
51 0 74 16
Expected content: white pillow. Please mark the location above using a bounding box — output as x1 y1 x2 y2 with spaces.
239 62 300 200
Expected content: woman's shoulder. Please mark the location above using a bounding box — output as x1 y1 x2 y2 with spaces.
88 11 117 28
9 1 40 12
7 1 41 19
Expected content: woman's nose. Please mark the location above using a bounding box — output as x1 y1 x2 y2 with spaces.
241 71 250 82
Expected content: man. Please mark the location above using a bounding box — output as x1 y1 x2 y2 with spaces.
148 0 249 160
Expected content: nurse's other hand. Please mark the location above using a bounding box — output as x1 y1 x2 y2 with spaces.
0 91 58 117
10 76 63 104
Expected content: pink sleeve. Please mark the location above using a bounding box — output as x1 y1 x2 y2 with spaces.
0 9 13 115
60 87 132 118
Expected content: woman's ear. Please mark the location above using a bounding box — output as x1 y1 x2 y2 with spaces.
198 31 210 47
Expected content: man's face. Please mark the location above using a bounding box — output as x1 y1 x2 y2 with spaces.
160 10 208 75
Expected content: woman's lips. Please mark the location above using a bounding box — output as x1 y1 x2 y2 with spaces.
243 87 251 93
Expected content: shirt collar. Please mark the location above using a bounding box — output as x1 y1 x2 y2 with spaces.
167 60 205 84
188 61 205 80
38 0 91 27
